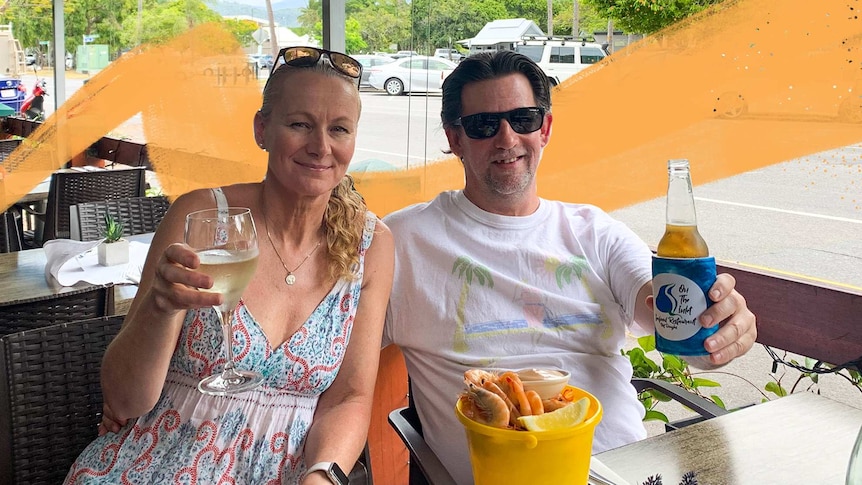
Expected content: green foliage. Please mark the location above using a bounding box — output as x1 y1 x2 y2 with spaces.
624 334 724 423
583 0 724 34
101 213 124 243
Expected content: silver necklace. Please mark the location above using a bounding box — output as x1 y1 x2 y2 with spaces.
261 202 322 286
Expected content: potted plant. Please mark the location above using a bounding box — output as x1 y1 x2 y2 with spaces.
97 212 128 266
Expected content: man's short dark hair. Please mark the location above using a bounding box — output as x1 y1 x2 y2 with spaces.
441 50 551 128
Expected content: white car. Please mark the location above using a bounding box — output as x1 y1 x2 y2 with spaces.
514 36 607 86
367 56 458 96
434 48 464 62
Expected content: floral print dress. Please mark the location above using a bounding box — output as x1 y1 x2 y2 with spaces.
65 214 377 485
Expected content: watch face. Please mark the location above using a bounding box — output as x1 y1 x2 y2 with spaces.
327 463 349 485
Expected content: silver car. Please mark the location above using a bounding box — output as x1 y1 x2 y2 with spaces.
353 54 396 89
367 56 458 96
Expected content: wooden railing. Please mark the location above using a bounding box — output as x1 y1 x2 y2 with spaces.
4 117 860 484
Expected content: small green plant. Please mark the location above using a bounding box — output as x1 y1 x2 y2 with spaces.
101 212 124 243
623 334 725 424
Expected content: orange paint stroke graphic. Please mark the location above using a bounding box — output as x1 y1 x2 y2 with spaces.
1 0 861 218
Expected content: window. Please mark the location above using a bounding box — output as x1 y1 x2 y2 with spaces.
580 47 606 64
550 47 576 64
408 59 429 69
514 45 544 63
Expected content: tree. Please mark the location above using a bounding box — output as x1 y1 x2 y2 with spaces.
583 0 724 34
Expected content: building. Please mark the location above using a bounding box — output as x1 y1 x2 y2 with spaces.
223 16 319 55
457 18 545 55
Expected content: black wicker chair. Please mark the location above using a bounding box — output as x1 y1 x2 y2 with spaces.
0 209 22 253
23 167 146 247
70 195 170 241
0 285 112 337
388 377 729 485
0 315 124 485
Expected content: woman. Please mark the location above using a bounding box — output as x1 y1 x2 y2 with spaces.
65 47 395 484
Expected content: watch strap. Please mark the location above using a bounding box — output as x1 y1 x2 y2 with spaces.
304 461 347 484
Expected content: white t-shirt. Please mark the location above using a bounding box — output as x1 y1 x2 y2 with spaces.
383 190 654 485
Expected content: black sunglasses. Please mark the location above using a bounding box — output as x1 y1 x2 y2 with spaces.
270 46 363 83
453 107 546 139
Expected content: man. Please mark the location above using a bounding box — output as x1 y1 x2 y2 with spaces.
382 50 756 484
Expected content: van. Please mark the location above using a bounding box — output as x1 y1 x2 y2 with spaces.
514 36 607 86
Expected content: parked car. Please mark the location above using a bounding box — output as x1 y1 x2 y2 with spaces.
367 55 458 95
24 53 37 66
353 54 396 88
514 36 607 86
433 48 464 62
391 50 419 59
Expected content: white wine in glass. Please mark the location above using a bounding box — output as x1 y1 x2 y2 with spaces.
185 207 262 395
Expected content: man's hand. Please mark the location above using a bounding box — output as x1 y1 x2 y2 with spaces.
698 273 757 366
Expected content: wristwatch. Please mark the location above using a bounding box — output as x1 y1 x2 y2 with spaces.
304 461 348 485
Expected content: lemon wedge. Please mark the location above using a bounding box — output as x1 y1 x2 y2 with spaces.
517 397 590 431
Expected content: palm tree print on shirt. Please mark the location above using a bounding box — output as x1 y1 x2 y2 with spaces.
452 256 494 352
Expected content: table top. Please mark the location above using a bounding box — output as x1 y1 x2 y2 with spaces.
596 392 862 484
0 233 151 314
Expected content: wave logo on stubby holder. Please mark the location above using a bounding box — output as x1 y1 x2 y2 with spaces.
651 256 716 356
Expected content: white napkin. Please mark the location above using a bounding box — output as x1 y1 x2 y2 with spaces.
44 239 150 287
590 456 631 485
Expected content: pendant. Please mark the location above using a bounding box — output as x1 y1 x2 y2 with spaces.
285 273 296 285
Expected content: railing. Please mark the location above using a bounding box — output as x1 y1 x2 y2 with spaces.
2 119 150 169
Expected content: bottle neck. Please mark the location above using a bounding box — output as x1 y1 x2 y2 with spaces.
665 164 698 226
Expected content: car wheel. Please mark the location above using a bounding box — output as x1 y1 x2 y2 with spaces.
385 78 405 96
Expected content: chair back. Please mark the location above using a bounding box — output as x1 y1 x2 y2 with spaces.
41 167 146 243
0 209 21 253
0 285 112 337
0 315 124 485
70 195 170 241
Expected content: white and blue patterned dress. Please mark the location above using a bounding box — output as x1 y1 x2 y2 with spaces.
65 213 377 485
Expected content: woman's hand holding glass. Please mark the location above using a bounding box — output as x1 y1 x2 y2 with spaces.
184 208 261 395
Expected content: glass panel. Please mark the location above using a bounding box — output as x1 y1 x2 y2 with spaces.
550 47 576 64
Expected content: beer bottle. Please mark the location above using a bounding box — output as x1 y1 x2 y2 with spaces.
652 159 717 356
657 159 709 258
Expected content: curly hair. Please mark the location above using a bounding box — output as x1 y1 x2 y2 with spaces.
323 174 367 281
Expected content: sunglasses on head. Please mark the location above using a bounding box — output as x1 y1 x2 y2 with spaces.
453 107 546 139
270 46 363 83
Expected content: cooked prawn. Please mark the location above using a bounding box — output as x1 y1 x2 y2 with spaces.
483 380 522 427
500 371 532 416
463 369 498 388
542 398 570 412
460 383 510 428
526 390 544 415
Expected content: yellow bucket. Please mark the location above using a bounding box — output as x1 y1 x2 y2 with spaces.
455 386 603 485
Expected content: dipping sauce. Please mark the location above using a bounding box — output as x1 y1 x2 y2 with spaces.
517 368 567 382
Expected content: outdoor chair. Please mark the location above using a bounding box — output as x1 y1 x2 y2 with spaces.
70 195 170 241
387 377 729 485
0 285 112 337
21 166 146 247
0 208 22 253
0 315 124 485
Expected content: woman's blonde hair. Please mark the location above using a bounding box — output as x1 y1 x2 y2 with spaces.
323 174 367 280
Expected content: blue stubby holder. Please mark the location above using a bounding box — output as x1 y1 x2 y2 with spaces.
652 255 717 356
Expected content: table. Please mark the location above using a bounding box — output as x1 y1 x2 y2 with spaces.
596 392 862 484
0 233 152 315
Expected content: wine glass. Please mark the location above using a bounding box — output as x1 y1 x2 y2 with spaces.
184 207 262 395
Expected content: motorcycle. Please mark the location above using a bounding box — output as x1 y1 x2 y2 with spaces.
18 75 47 121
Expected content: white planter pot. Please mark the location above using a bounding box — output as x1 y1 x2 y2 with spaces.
98 239 129 266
